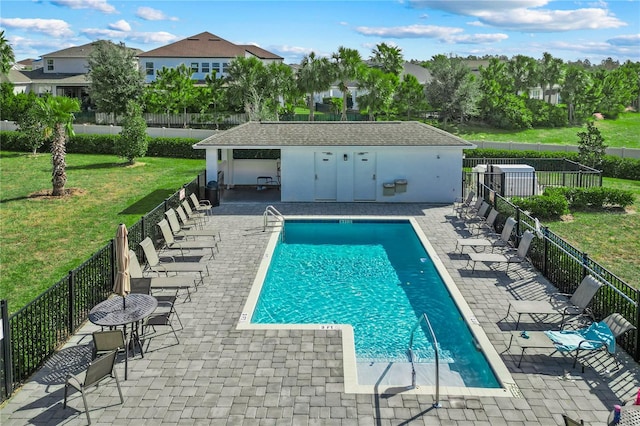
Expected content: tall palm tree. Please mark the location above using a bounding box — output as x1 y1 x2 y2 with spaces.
0 30 15 75
35 96 80 196
539 52 565 104
370 43 404 76
331 47 363 121
296 52 335 121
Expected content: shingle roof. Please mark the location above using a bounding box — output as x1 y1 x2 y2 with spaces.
139 32 282 60
42 41 143 58
195 121 473 148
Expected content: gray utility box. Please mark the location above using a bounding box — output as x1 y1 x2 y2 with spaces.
489 164 538 197
394 179 407 193
383 182 396 196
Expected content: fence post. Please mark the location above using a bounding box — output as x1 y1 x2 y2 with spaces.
543 227 549 277
1 299 13 401
582 252 589 279
636 289 640 361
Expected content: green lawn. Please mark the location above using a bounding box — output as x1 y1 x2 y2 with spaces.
544 177 640 289
452 112 640 149
0 152 205 313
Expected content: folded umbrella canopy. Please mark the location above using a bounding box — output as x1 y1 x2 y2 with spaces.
113 223 131 308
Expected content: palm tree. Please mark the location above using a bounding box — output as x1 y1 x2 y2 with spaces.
226 56 268 120
0 30 15 75
296 52 335 121
370 43 404 76
35 96 81 196
331 47 363 121
539 52 565 104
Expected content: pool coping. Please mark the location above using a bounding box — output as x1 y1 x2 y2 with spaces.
236 215 519 398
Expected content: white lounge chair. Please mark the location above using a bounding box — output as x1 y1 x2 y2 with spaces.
189 192 212 212
468 230 534 273
157 219 217 259
506 275 604 329
139 237 209 282
165 208 220 240
455 216 516 254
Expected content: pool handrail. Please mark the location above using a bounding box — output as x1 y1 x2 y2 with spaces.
408 312 441 408
263 205 284 232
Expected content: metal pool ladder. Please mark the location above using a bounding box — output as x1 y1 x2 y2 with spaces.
263 205 284 232
408 312 441 408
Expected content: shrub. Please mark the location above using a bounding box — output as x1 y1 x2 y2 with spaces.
0 131 203 159
543 186 634 209
511 192 569 219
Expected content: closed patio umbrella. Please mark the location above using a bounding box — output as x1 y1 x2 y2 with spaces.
113 223 131 309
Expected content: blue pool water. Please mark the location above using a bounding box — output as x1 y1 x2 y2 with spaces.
251 219 500 388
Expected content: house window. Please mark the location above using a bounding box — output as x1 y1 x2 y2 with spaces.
202 62 210 73
211 62 220 73
145 62 154 76
191 62 199 73
222 62 230 74
530 89 541 99
46 59 54 71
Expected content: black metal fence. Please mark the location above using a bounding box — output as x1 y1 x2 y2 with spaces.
0 171 206 402
476 183 639 361
463 158 602 198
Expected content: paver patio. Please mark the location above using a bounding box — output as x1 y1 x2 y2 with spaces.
2 202 639 426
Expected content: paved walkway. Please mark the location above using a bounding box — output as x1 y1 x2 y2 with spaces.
2 202 639 425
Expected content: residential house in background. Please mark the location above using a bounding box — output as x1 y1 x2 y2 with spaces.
138 32 283 83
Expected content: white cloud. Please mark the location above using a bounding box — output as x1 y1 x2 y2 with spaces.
0 18 74 37
408 0 626 32
7 35 78 58
531 39 640 60
607 34 640 46
108 20 130 32
354 24 507 45
447 33 509 44
355 24 463 39
80 28 179 44
51 0 116 14
136 6 178 22
271 45 315 56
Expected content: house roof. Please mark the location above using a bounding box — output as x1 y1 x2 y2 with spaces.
19 68 89 84
42 41 143 59
0 69 32 84
195 121 473 148
139 32 283 60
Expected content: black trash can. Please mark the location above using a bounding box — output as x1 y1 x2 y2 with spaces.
205 180 219 207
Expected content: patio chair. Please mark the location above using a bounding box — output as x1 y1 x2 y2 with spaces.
91 330 128 379
460 196 484 219
139 237 209 283
507 274 604 329
189 192 212 212
453 191 475 216
461 202 490 232
129 250 195 299
63 350 123 425
562 414 584 425
467 230 534 273
157 219 217 259
455 216 516 254
165 208 220 240
545 313 636 372
175 205 204 229
470 207 499 235
181 200 208 223
144 305 181 346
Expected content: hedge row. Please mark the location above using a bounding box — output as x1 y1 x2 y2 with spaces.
511 186 634 219
465 148 640 181
0 131 204 160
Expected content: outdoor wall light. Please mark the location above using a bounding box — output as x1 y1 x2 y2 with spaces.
344 154 348 161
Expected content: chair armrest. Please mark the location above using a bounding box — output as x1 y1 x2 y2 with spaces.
549 293 572 302
198 199 212 206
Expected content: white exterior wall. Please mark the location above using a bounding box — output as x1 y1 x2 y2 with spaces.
44 58 88 74
230 159 280 185
279 146 462 203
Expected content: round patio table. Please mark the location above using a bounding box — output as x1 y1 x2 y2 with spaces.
88 293 157 379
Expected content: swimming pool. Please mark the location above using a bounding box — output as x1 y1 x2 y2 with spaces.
239 216 516 396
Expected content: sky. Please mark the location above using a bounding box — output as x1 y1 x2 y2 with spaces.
1 0 639 65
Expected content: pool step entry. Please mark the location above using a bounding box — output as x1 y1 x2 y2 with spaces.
263 205 284 237
408 312 441 408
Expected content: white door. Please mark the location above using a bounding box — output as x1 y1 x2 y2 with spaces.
314 152 337 201
353 152 376 201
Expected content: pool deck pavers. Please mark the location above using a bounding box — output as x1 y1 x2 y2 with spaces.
2 202 639 425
